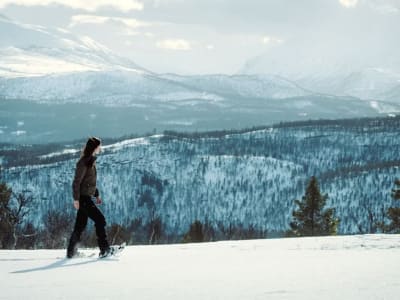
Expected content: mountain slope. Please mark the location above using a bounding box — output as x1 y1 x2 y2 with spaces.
3 117 400 235
295 68 400 102
0 15 147 78
159 73 311 99
241 42 400 103
1 16 399 144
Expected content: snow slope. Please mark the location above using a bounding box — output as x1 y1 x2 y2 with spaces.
0 15 307 103
1 234 399 300
0 15 146 78
159 73 311 99
1 15 399 130
241 43 400 103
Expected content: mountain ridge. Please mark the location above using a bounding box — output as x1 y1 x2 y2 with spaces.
2 116 399 235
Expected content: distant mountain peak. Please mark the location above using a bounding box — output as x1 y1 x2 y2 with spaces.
0 17 148 78
240 45 400 102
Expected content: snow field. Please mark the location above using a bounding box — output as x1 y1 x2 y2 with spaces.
1 234 399 300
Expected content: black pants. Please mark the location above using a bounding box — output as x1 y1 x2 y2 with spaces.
67 195 109 254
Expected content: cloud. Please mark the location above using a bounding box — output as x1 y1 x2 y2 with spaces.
262 36 271 44
156 39 191 51
121 29 141 36
339 0 358 8
0 0 143 12
261 35 284 45
69 14 149 29
206 44 214 50
368 0 400 14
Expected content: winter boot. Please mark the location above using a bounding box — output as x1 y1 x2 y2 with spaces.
99 247 112 258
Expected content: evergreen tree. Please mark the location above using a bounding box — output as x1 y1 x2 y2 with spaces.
289 176 339 236
183 220 204 243
387 178 400 232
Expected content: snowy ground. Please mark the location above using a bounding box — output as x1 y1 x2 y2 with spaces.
1 234 399 300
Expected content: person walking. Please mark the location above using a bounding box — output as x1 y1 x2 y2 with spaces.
67 137 111 258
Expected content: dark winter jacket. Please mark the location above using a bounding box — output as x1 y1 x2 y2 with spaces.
72 155 99 200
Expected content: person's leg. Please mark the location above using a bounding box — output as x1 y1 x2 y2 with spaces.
85 198 110 253
67 208 88 258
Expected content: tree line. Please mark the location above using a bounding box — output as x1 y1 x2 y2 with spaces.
1 171 399 249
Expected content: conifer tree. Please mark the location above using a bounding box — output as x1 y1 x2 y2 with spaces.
183 220 204 243
387 178 400 232
289 176 339 236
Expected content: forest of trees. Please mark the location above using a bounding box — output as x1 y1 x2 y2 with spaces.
1 116 400 249
1 175 399 249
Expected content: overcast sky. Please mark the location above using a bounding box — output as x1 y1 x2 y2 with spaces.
1 0 399 75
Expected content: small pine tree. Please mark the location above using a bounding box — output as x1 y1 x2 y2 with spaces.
289 176 339 236
183 220 204 243
387 178 400 232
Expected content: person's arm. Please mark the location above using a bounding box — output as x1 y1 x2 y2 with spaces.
94 188 102 204
72 160 87 209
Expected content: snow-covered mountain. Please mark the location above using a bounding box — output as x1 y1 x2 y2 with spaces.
241 42 400 103
0 70 226 104
2 14 399 106
159 73 311 99
2 117 399 236
1 15 400 143
0 14 147 78
0 15 307 103
2 234 400 300
295 68 400 102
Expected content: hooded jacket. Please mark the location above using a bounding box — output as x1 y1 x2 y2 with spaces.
72 155 99 200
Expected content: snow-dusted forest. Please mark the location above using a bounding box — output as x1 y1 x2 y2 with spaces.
2 117 400 242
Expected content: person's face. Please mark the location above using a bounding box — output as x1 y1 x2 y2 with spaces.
94 145 101 155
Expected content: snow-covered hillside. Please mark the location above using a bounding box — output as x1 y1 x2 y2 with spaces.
159 73 311 99
2 117 400 237
294 68 400 102
1 16 398 115
241 42 400 103
0 14 146 78
1 16 400 144
0 15 306 104
0 70 223 104
1 234 399 300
